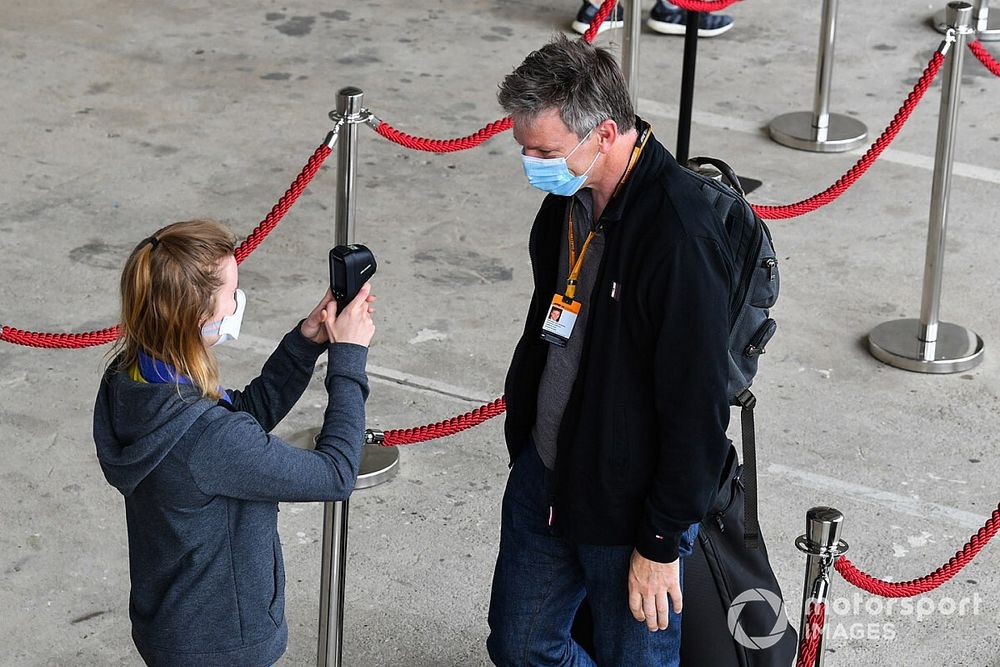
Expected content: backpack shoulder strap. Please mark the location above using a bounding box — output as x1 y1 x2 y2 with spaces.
736 388 760 550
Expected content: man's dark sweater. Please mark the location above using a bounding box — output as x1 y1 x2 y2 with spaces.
93 326 368 667
504 121 734 564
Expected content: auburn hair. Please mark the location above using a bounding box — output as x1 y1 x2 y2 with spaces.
112 219 236 400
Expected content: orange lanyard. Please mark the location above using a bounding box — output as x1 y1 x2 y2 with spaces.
564 123 652 301
566 202 597 301
613 122 652 199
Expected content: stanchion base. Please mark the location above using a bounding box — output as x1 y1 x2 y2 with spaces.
737 175 763 195
289 428 400 489
769 111 868 153
933 8 1000 41
868 319 984 374
356 444 399 489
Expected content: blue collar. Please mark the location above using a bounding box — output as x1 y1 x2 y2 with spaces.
137 350 232 405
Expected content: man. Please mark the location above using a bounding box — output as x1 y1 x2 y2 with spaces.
487 36 733 666
570 0 734 38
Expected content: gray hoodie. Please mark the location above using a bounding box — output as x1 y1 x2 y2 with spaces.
93 326 368 666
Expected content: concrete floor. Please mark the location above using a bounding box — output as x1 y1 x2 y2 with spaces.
1 0 999 664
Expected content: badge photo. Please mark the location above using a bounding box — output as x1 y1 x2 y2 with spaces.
541 295 581 347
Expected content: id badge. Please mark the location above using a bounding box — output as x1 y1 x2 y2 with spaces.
540 295 581 347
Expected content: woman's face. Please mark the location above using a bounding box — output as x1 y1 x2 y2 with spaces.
201 255 239 347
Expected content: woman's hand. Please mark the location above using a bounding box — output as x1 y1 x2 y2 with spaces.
301 287 376 345
300 289 336 344
322 283 376 347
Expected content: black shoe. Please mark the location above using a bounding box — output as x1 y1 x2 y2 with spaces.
570 1 625 35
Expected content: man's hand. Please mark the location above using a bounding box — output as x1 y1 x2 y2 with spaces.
628 549 682 632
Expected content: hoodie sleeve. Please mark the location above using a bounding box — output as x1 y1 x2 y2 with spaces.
225 322 326 433
188 343 370 502
635 235 732 564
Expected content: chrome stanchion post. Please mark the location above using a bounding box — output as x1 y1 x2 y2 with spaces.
811 0 837 136
316 87 400 667
317 498 349 667
795 507 849 667
934 0 1000 42
769 0 868 152
334 87 363 246
620 0 642 110
868 2 985 374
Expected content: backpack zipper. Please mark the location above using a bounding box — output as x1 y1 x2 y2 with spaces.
744 318 777 357
712 467 744 533
729 220 764 324
763 257 777 282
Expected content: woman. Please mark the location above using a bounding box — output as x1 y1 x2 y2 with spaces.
93 219 375 666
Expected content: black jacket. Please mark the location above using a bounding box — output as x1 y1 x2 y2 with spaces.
504 125 734 563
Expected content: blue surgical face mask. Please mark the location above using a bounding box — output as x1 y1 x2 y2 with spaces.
520 130 601 196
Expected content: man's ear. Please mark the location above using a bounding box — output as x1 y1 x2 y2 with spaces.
595 118 620 153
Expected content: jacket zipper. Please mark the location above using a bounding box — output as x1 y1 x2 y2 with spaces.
546 204 613 522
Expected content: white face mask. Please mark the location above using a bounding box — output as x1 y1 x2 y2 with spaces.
201 288 246 347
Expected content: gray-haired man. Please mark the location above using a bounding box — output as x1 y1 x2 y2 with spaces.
488 36 733 666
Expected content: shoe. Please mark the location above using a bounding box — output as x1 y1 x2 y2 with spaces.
647 0 734 37
570 1 625 35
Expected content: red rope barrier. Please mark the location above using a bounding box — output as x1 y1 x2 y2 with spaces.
0 324 121 349
234 143 331 264
581 0 620 44
376 396 507 446
795 602 826 667
671 0 742 12
371 25 943 222
751 50 944 220
374 117 513 154
1 143 332 349
969 40 1000 77
834 501 1000 598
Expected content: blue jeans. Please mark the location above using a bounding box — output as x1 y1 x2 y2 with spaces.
487 446 699 667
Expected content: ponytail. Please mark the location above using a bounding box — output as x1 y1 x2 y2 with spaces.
112 220 236 400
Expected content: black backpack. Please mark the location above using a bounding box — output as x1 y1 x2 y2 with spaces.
680 157 796 666
686 156 778 550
